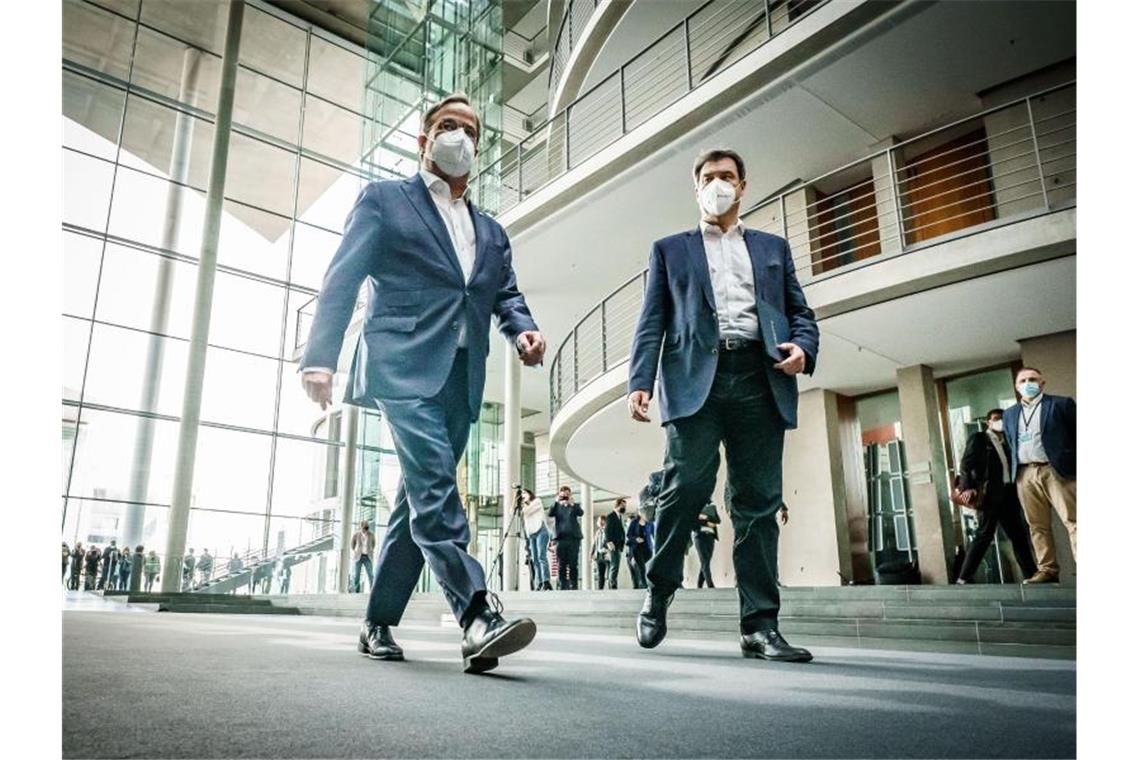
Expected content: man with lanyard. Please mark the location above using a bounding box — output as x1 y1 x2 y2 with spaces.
1001 367 1077 583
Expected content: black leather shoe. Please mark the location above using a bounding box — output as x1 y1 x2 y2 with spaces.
358 622 404 661
636 590 674 649
741 630 813 663
460 594 536 674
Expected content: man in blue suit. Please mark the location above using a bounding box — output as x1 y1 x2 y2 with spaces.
301 93 546 674
627 148 819 663
1001 367 1076 584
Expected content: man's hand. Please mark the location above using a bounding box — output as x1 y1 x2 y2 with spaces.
301 369 333 410
774 342 806 376
636 537 645 544
959 489 978 506
778 508 789 526
628 390 651 422
516 331 546 366
606 541 615 552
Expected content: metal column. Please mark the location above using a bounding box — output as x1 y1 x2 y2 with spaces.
161 0 245 592
337 405 360 593
501 347 522 591
580 481 594 590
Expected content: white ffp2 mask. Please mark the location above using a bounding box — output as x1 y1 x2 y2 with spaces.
698 178 739 217
429 129 475 177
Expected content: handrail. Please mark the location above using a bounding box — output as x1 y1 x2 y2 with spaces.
478 0 828 216
546 81 1077 419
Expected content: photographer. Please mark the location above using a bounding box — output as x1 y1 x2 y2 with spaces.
521 489 552 591
547 485 583 589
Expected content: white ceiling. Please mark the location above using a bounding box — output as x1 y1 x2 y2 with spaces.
563 254 1076 495
481 0 1076 427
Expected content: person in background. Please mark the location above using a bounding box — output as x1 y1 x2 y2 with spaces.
604 499 628 589
350 520 376 594
197 549 214 589
227 553 244 576
182 549 195 591
522 489 552 591
129 546 145 593
956 408 1038 584
118 546 134 591
547 532 560 590
1002 367 1076 584
143 549 160 592
62 542 71 587
591 516 608 590
98 540 118 591
548 485 584 590
626 513 652 589
693 500 721 588
84 545 101 591
69 543 84 590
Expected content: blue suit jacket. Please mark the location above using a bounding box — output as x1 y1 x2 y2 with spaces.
1002 394 1077 480
300 175 538 421
628 228 819 428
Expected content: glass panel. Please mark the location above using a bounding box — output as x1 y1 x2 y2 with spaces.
65 407 179 507
82 321 188 416
208 272 286 357
63 233 103 319
130 26 223 113
192 426 273 513
240 7 306 87
63 71 126 161
200 347 279 432
281 287 320 370
297 158 366 231
186 509 267 569
63 1 135 81
218 200 292 281
290 222 341 291
274 355 328 439
270 436 342 519
64 150 115 231
302 95 365 166
118 95 215 189
140 0 228 56
107 168 206 256
943 367 1018 471
63 317 91 402
234 67 303 145
225 132 298 217
307 36 366 114
95 243 196 339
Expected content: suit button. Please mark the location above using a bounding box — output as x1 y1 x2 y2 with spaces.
451 322 459 330
711 348 718 354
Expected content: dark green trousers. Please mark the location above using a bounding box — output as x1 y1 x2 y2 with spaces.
646 347 786 633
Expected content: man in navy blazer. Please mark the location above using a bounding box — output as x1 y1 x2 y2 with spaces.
627 148 819 663
301 94 546 674
1001 367 1076 583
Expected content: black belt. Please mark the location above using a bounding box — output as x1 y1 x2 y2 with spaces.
717 336 761 352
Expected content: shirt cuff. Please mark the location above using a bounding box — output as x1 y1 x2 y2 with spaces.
301 367 335 375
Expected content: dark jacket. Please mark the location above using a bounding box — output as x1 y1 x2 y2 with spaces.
694 501 720 540
628 229 819 427
958 430 1014 508
1002 394 1076 480
626 520 652 558
547 500 584 541
604 511 626 550
70 548 84 575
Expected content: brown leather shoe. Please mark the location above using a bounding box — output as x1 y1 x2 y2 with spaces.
1023 570 1059 584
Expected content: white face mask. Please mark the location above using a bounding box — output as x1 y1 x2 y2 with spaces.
697 178 740 217
988 420 1004 433
428 129 475 177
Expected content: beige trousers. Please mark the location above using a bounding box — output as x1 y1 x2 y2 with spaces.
1016 463 1077 575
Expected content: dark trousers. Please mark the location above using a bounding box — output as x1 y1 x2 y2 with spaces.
959 484 1038 582
606 549 622 588
627 552 648 589
366 351 487 627
556 539 581 589
694 532 717 588
593 556 607 589
647 350 785 634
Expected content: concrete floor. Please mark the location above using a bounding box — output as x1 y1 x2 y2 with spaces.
62 599 1075 759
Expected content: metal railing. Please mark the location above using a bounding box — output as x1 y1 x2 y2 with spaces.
505 23 549 67
503 101 548 140
479 0 826 216
548 81 1076 419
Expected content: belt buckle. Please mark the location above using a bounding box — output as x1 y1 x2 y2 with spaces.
723 336 745 351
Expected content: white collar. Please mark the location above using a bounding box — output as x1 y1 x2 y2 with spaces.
1020 393 1043 409
419 168 469 201
699 219 745 238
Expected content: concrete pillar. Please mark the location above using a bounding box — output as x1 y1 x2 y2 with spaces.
837 395 874 583
162 0 245 592
501 349 522 591
869 137 903 256
778 389 853 586
336 405 360 593
124 47 202 546
896 365 956 584
580 481 593 590
783 187 818 279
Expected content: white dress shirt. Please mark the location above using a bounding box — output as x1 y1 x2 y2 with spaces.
419 168 477 348
1016 395 1050 465
700 220 759 341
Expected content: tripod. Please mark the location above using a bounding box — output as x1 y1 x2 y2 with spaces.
488 485 532 592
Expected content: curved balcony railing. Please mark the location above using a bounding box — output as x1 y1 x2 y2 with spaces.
476 0 827 217
549 0 600 106
548 81 1077 418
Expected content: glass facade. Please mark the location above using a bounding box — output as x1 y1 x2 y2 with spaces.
61 0 504 594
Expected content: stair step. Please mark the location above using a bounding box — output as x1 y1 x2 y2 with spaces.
156 604 300 615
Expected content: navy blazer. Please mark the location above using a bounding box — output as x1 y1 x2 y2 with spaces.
1002 394 1077 481
300 175 538 421
627 228 819 427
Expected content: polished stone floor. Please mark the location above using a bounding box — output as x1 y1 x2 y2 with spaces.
62 595 1075 758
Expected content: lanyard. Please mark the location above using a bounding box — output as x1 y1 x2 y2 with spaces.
1020 400 1042 432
